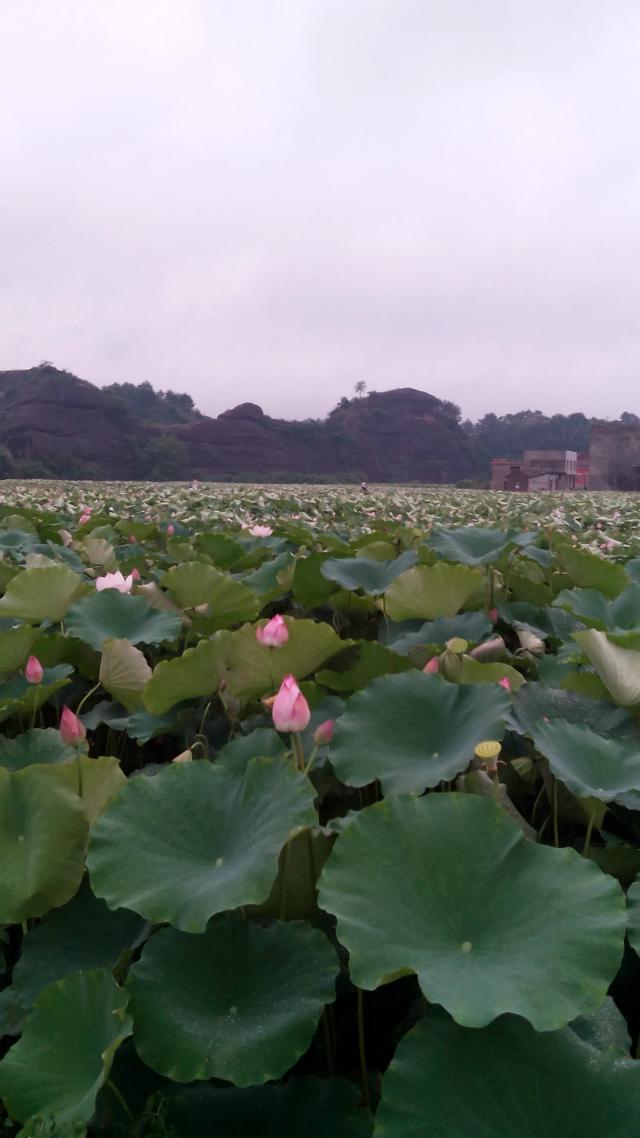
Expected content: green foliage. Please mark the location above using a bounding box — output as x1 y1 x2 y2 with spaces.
140 435 191 480
1 485 640 1134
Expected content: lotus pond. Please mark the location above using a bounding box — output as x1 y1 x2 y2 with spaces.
1 482 640 1135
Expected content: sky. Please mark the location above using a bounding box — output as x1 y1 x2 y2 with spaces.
2 0 640 423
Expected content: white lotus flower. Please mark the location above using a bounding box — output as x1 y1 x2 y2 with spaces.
95 570 134 593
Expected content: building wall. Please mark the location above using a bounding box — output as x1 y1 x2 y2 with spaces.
590 426 640 490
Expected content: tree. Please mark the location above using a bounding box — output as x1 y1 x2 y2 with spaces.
354 381 367 398
0 446 14 478
141 436 190 480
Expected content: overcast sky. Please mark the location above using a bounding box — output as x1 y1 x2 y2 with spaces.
2 1 640 423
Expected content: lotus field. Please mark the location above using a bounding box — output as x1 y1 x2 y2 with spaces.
4 481 640 1135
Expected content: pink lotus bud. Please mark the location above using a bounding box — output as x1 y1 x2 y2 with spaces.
489 608 498 623
95 571 133 594
167 523 175 536
131 567 141 581
313 719 335 746
498 677 511 693
423 657 440 674
25 655 44 684
249 524 273 537
272 674 311 733
60 706 87 747
78 511 92 527
256 614 289 647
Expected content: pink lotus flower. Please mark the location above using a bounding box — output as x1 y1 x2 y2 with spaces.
78 510 92 527
25 655 44 684
272 674 311 733
95 571 133 593
60 706 86 747
313 719 335 746
423 657 440 675
256 615 289 648
489 608 498 623
167 523 175 536
131 567 141 581
249 525 272 538
498 677 511 693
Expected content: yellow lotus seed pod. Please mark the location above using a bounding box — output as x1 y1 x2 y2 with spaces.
474 740 502 761
445 637 468 655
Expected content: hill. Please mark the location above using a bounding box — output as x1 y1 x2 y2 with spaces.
0 366 476 483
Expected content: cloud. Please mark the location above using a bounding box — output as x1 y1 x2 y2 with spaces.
1 0 640 421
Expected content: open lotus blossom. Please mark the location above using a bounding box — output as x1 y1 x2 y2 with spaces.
95 570 134 593
313 719 335 747
423 657 440 674
249 524 272 537
256 614 289 647
272 674 311 733
25 655 44 684
60 706 87 747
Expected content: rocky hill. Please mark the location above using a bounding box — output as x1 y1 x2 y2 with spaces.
0 365 475 483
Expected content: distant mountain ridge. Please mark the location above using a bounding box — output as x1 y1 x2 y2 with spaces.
0 365 475 483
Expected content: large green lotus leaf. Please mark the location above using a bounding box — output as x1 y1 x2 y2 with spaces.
532 720 640 803
127 916 337 1085
0 764 89 923
571 997 632 1056
250 826 334 921
0 969 132 1131
0 625 38 680
166 1078 372 1138
0 564 88 621
162 561 259 626
223 619 350 702
458 657 525 690
11 878 145 1009
0 727 77 771
574 629 640 706
383 612 492 654
216 728 287 775
426 526 519 565
57 756 127 824
142 633 231 714
240 551 292 602
316 641 414 692
66 590 182 651
195 532 245 569
80 536 117 569
555 583 640 634
318 794 625 1029
558 544 629 598
553 587 612 627
82 699 181 744
509 683 636 737
99 638 151 712
0 664 73 724
88 757 316 932
320 550 417 595
292 553 340 608
329 672 509 795
373 1010 640 1138
384 562 484 621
